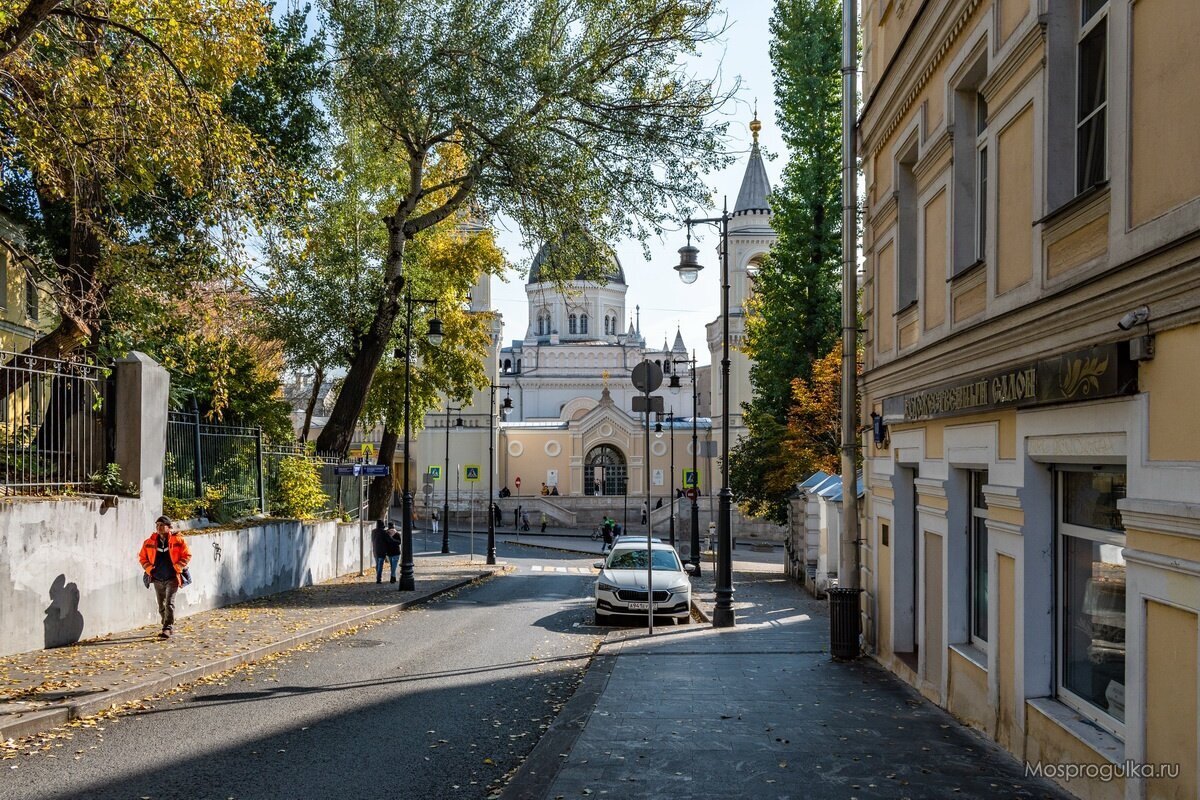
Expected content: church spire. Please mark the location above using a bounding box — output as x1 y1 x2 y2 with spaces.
734 111 771 215
672 326 687 354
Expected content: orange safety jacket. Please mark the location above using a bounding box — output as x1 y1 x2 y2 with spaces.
139 532 191 586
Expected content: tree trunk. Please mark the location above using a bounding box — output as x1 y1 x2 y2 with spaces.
368 427 399 519
314 220 408 456
300 365 324 444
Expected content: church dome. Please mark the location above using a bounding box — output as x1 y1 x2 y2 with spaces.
528 241 625 285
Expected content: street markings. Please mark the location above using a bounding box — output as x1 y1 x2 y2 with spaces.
529 565 593 574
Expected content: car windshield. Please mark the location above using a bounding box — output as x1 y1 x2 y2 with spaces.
606 549 681 571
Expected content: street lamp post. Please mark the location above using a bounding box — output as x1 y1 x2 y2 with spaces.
442 404 462 554
397 295 444 592
676 202 735 627
669 352 700 575
487 383 512 566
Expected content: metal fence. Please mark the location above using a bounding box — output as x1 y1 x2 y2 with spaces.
166 412 354 521
0 351 112 495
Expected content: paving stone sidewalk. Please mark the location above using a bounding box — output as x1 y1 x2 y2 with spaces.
505 563 1075 800
0 557 502 743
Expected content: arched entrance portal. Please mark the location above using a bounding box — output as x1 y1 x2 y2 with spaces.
585 445 627 496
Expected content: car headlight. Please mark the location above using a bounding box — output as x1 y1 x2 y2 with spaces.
666 583 690 594
597 582 618 592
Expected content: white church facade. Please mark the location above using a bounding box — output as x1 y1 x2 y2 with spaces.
410 117 775 516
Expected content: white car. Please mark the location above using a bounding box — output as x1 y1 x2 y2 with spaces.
593 542 692 625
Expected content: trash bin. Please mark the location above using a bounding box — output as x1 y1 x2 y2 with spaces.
828 587 862 660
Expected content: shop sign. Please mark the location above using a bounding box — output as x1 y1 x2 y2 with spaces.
883 342 1137 423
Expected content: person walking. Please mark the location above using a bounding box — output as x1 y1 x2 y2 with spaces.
640 501 648 526
521 510 530 531
431 509 440 537
540 512 548 533
384 522 401 582
138 516 191 639
371 521 390 583
492 502 502 527
601 516 615 553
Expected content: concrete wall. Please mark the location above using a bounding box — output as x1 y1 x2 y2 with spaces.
4 505 361 657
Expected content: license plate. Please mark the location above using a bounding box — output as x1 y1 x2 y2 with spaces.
626 602 660 611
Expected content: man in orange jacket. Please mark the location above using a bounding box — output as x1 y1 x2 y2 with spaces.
138 515 191 639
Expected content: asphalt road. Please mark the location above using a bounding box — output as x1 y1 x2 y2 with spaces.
0 536 603 800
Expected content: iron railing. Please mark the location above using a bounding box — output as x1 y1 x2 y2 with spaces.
0 351 112 495
166 412 354 521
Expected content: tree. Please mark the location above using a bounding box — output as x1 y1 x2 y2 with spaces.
313 0 732 456
0 0 273 364
731 0 842 519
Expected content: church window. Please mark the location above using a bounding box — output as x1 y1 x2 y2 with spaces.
604 315 611 335
580 314 588 334
569 314 577 334
503 358 512 373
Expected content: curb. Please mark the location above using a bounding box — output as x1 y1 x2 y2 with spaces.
498 650 619 800
0 570 501 743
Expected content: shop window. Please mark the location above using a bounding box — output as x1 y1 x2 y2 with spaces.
1057 468 1126 734
969 471 989 648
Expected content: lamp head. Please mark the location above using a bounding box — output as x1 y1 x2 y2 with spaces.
426 316 444 346
675 243 702 285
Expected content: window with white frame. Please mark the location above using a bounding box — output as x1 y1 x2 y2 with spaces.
580 313 588 334
1076 0 1108 193
1057 468 1126 734
969 471 989 648
568 314 577 334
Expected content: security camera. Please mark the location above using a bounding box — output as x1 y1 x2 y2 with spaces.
1117 306 1150 331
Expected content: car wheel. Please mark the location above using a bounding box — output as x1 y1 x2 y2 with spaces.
676 615 692 625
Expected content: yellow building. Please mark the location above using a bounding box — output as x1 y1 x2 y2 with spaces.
858 1 1200 798
0 213 51 352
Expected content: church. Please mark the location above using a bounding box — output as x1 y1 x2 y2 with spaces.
413 116 776 524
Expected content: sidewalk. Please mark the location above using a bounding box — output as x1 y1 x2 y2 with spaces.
503 565 1074 800
0 556 503 746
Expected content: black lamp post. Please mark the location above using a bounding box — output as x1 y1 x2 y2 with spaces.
442 404 462 554
655 410 676 547
397 296 443 592
676 204 735 627
669 352 700 574
487 383 512 565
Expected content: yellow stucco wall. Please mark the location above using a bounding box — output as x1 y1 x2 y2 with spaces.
924 532 945 697
1146 600 1198 799
1025 703 1125 800
996 0 1027 47
953 278 986 323
948 648 991 734
997 554 1019 753
888 410 1016 462
1143 322 1200 462
996 104 1034 295
1129 529 1200 565
1046 213 1109 279
923 188 948 331
1130 0 1200 226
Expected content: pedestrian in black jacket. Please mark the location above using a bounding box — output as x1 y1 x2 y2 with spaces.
384 522 401 582
371 522 390 583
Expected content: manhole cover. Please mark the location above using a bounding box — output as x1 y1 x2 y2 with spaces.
344 639 387 648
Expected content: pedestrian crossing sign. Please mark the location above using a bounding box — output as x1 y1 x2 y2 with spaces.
464 464 481 482
429 465 442 480
682 468 700 488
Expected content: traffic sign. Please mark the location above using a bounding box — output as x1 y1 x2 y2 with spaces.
361 464 390 477
428 465 442 480
631 360 663 393
682 468 700 488
422 483 434 496
334 464 360 476
464 464 481 482
515 476 522 489
684 487 699 500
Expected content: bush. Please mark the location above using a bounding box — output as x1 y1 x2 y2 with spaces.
88 463 139 496
270 455 327 520
162 496 202 521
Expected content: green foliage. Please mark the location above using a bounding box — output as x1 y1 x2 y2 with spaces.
87 463 139 497
162 496 203 521
732 0 844 520
270 455 328 520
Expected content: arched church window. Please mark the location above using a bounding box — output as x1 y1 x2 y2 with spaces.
516 358 521 372
569 314 577 334
580 314 588 334
503 358 512 373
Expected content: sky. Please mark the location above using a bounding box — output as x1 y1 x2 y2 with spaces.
488 0 782 367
